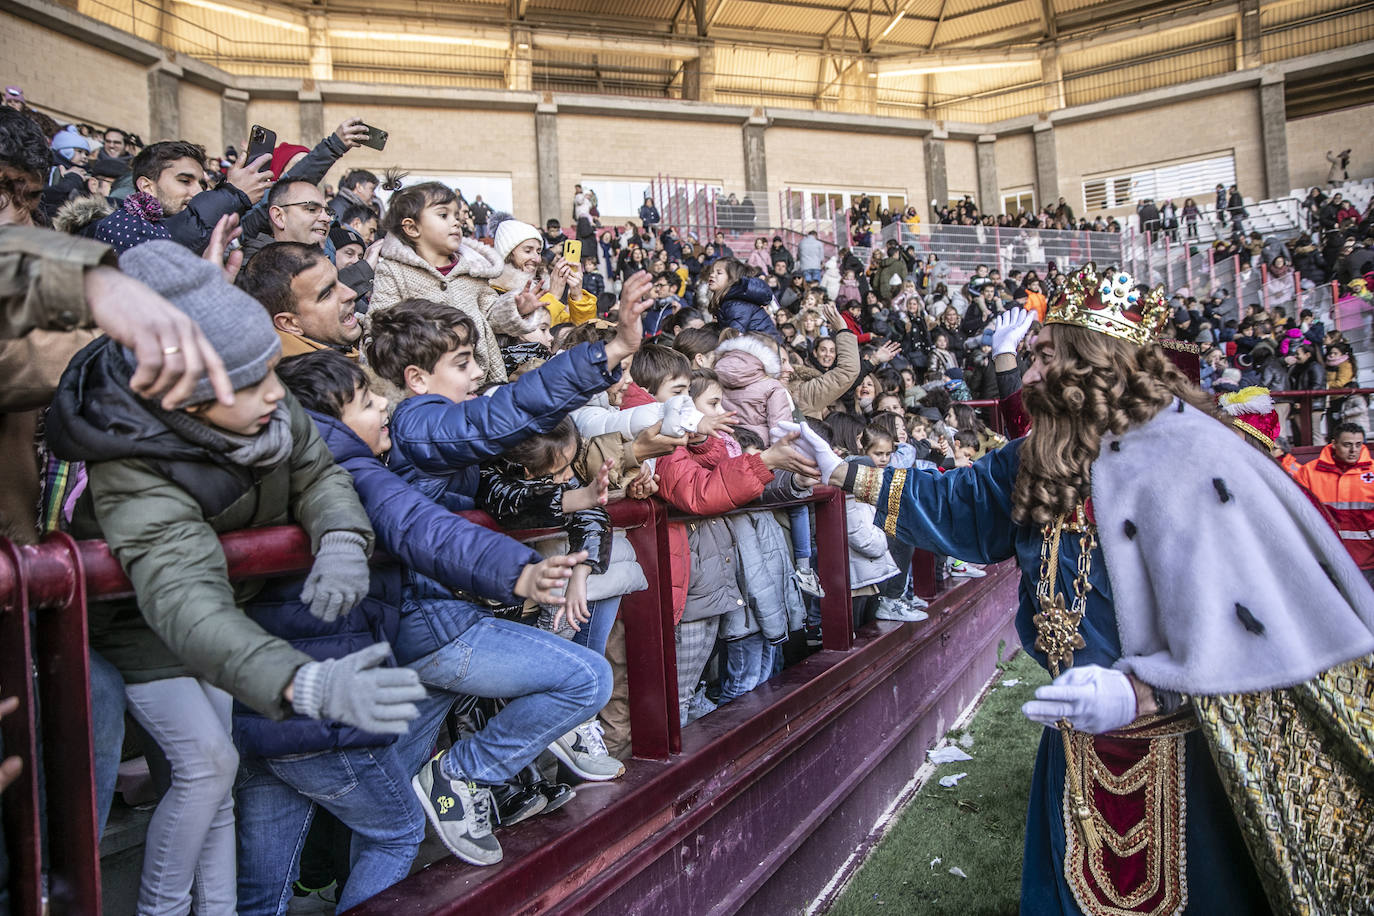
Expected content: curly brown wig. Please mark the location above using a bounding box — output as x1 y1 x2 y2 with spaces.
1012 324 1218 526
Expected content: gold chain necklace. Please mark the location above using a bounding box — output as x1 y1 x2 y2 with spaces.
1034 507 1099 848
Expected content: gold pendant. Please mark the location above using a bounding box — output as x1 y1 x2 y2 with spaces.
1033 591 1087 677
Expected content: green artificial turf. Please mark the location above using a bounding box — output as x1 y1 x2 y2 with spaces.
828 649 1051 916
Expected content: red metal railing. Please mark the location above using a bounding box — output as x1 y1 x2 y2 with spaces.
0 487 856 915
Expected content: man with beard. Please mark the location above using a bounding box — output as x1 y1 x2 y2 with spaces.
238 242 362 359
786 263 1374 915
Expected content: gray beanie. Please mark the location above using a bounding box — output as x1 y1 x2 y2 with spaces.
118 240 281 404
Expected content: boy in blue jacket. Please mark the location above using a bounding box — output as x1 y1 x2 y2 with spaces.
235 351 589 908
361 274 654 865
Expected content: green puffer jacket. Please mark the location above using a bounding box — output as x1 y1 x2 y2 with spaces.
46 337 375 718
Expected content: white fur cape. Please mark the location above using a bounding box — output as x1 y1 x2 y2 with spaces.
1093 399 1374 695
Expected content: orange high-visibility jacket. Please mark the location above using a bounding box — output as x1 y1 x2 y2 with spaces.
1290 443 1374 569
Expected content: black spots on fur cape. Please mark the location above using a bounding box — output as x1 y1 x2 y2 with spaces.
1109 440 1121 452
1235 603 1265 635
1213 478 1232 503
1123 519 1137 539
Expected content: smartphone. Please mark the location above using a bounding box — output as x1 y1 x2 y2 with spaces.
246 125 276 170
360 124 388 151
563 239 582 264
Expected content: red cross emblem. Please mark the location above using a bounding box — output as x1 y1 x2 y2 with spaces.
1361 471 1374 484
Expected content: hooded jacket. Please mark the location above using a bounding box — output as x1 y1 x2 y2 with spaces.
234 409 540 757
846 492 900 590
789 329 860 420
716 276 785 345
714 335 794 444
387 340 621 510
45 337 374 717
371 234 538 382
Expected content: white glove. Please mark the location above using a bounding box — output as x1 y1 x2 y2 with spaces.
661 394 702 437
1021 664 1138 734
990 308 1035 358
775 420 843 486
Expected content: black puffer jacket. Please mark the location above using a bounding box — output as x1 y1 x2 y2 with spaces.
475 467 612 574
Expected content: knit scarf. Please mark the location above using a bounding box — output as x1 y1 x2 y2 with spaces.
159 403 295 469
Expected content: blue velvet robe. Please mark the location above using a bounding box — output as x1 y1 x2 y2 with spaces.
872 440 1270 915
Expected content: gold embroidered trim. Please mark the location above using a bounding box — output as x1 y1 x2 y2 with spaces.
882 469 906 538
1063 731 1189 916
853 464 882 507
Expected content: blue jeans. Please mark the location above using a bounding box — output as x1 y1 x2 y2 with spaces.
395 593 611 784
803 268 821 284
787 505 812 562
717 634 780 704
573 597 620 656
234 694 452 915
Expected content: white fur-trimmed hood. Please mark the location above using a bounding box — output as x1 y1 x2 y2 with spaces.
714 334 782 379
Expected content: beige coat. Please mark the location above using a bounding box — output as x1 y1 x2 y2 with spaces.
789 329 861 420
371 235 538 382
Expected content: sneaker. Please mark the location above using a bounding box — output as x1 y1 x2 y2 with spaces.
489 778 547 827
902 593 929 610
948 560 986 579
794 567 826 598
874 597 929 622
412 752 502 866
518 762 576 816
549 720 625 782
686 686 718 722
291 879 339 905
804 624 823 647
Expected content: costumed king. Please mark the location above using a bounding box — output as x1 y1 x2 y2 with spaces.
781 264 1374 916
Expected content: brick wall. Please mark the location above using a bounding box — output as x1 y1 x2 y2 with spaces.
554 114 746 225
179 81 221 154
0 8 148 136
1286 105 1374 193
766 126 928 219
994 132 1036 199
317 103 539 217
1055 89 1264 213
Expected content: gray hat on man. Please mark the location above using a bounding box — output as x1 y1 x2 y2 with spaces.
118 240 281 404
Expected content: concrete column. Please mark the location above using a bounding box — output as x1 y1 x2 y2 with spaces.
299 89 323 143
682 43 715 102
1040 48 1065 111
743 113 768 195
923 129 948 222
976 134 999 216
1032 121 1058 214
1259 72 1290 200
507 27 532 92
307 14 333 82
535 101 561 226
1236 0 1262 70
220 88 248 152
146 60 182 142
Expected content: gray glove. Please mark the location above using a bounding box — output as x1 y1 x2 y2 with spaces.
290 642 425 735
300 531 371 622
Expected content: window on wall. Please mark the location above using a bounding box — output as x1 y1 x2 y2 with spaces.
381 174 514 212
1001 189 1034 215
1082 153 1236 211
580 179 654 219
782 187 908 221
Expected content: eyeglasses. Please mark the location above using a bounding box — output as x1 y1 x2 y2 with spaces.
276 201 334 218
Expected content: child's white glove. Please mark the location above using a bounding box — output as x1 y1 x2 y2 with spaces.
774 421 843 486
990 307 1036 357
661 393 702 437
1021 664 1137 734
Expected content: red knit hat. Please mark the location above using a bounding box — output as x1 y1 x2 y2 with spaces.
1218 387 1279 450
269 142 310 180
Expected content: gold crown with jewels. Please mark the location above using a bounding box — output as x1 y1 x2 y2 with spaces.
1044 262 1170 346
